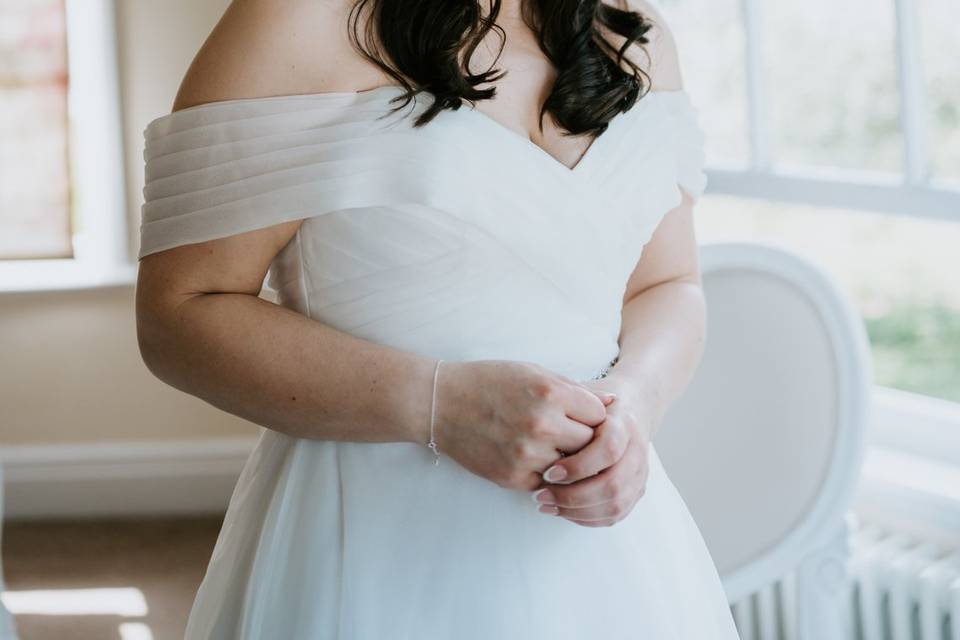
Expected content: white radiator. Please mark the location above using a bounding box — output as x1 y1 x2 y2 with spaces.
727 522 960 640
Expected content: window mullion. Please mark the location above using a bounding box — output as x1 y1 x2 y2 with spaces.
705 168 960 222
741 0 772 172
64 0 130 269
893 0 930 186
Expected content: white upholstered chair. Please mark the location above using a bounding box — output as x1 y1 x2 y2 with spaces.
654 241 872 640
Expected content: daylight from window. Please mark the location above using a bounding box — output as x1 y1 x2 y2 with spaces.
661 0 960 404
0 0 71 260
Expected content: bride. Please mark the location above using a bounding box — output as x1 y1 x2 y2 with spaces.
135 0 741 637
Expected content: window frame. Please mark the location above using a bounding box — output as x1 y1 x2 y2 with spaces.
0 0 134 293
706 0 960 460
695 0 960 456
707 0 957 217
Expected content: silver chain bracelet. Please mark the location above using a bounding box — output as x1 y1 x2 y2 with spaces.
427 358 444 466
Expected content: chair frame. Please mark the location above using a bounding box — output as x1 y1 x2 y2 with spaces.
699 241 873 639
0 464 16 640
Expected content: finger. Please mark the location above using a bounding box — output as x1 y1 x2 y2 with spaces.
548 456 647 512
576 381 617 405
533 474 607 514
524 417 594 491
555 374 617 406
555 494 632 522
523 418 590 476
591 389 617 406
541 418 629 484
536 479 641 524
559 479 646 522
550 472 646 523
558 383 609 427
531 417 594 491
550 416 598 453
561 517 617 527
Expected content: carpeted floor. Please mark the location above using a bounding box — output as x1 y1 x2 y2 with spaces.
2 516 222 640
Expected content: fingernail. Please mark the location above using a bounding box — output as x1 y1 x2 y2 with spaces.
544 465 567 482
532 489 555 505
604 392 617 401
538 504 559 515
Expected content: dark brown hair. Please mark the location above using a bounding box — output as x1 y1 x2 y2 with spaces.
346 0 654 139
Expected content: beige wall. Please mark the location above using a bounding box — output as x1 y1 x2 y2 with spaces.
116 0 232 253
0 287 257 445
0 0 259 445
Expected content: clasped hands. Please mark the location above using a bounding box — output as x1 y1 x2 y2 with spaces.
531 374 655 528
429 360 657 528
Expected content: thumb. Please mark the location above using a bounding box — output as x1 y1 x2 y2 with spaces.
589 389 617 405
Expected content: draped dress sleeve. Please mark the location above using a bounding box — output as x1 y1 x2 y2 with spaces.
137 89 422 259
137 86 709 267
590 88 708 259
668 91 709 202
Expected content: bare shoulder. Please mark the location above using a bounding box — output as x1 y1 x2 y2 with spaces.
172 0 389 113
604 0 684 92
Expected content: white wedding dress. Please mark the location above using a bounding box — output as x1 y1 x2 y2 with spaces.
140 84 741 639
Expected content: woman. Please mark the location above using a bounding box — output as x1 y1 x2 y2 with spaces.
136 0 741 637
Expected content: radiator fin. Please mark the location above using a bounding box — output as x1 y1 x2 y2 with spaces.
728 521 960 640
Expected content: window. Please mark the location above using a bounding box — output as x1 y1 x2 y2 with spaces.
658 0 960 445
0 0 72 260
0 0 132 292
695 197 960 406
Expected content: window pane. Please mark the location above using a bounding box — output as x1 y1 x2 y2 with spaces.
0 0 72 260
657 0 750 168
762 0 902 173
695 195 960 404
919 0 960 183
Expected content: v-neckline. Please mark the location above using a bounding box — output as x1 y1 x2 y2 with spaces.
460 101 618 176
314 83 642 179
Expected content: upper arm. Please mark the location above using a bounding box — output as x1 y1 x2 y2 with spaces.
618 1 702 303
170 0 356 112
631 0 684 92
136 223 303 315
138 0 359 315
620 191 701 307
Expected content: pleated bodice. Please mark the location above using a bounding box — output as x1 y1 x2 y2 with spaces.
140 84 707 380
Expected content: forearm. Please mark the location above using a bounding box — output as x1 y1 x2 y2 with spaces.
137 291 437 445
605 278 707 434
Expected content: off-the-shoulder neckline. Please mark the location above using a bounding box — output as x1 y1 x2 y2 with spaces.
156 83 692 118
146 84 695 176
165 83 413 116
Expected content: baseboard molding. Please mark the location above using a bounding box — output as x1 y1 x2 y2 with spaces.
0 437 258 521
4 432 958 538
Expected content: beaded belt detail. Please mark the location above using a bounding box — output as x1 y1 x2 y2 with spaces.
589 355 620 380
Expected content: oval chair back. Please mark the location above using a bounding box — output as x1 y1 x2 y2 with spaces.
654 241 872 640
